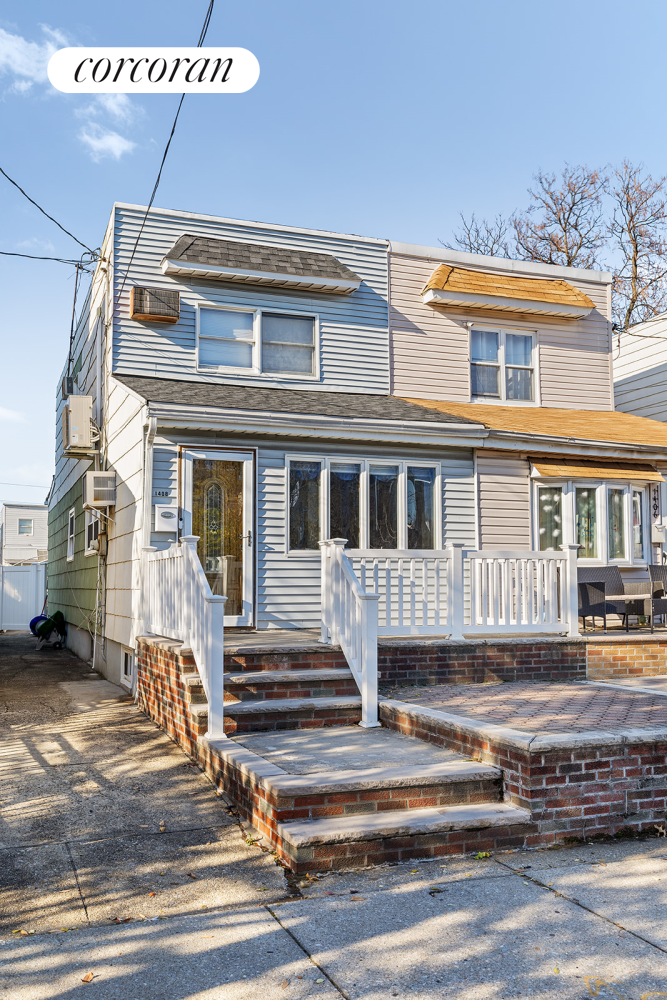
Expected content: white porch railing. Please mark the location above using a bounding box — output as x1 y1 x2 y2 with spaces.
321 539 580 719
142 535 226 739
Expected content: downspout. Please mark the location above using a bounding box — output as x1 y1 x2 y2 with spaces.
142 414 158 550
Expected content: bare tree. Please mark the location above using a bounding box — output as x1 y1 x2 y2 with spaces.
609 161 667 330
441 212 514 258
512 164 608 268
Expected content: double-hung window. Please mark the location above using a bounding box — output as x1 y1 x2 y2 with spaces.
287 457 440 552
18 518 33 535
536 481 647 564
67 508 75 562
85 510 100 556
198 306 316 377
470 327 535 402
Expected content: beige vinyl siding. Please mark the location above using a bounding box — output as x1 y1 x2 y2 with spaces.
477 450 531 549
390 253 613 410
614 323 667 423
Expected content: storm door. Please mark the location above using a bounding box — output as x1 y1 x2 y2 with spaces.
182 450 254 626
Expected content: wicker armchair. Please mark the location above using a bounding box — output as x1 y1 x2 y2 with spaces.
649 566 667 625
577 566 651 632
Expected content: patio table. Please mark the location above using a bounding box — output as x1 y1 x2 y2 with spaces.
606 593 655 632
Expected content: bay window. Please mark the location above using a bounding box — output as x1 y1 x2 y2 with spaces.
198 305 316 377
470 327 535 402
287 457 441 552
536 481 648 564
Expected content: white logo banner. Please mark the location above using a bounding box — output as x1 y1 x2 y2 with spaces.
48 47 260 93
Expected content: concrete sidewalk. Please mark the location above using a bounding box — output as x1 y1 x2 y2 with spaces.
2 633 667 999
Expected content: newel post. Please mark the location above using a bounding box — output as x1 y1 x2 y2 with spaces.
358 590 381 728
319 540 332 644
563 543 580 638
140 545 157 635
448 543 465 641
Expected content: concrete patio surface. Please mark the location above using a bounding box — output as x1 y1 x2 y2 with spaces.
380 679 667 735
2 632 667 999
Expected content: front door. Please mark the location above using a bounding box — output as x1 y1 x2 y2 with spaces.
182 449 254 627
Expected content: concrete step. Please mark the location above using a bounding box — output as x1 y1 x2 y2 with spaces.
191 695 363 735
277 802 534 872
223 667 358 702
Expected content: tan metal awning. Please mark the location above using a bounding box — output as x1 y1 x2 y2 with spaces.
422 264 595 318
530 458 664 482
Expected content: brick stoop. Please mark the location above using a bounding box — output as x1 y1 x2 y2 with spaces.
200 736 535 872
380 699 667 846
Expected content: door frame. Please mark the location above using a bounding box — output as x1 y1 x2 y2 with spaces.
180 446 256 627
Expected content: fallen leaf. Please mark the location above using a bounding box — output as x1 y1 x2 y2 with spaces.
554 968 560 974
148 892 156 897
20 930 29 936
349 897 365 902
474 851 491 859
316 978 324 984
82 973 94 983
410 870 419 874
11 930 20 934
281 981 289 989
187 873 198 880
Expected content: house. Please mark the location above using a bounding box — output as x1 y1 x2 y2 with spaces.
47 203 667 685
1 502 48 565
47 203 667 865
613 311 667 547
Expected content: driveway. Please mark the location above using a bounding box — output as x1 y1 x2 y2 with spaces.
2 632 667 999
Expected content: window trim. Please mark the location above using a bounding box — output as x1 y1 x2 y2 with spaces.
196 302 320 381
285 454 443 555
17 518 33 536
67 507 75 562
121 647 134 689
84 509 100 557
468 324 540 406
532 479 649 566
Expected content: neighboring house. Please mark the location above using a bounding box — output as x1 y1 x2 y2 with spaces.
0 503 48 564
48 203 667 687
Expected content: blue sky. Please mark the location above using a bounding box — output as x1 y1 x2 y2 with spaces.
1 0 667 510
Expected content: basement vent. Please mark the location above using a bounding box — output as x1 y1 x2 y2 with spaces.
130 286 180 324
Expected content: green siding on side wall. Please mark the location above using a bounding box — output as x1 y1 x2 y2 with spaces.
47 478 98 628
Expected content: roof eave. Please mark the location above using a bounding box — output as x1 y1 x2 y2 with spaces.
161 258 361 293
481 426 667 461
422 287 593 319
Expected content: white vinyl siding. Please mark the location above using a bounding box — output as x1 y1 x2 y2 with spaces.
477 451 531 549
614 322 667 423
389 253 613 410
112 205 389 394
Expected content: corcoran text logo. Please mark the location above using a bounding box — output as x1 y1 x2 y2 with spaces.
48 47 259 93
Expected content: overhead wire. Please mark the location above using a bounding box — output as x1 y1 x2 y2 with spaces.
0 250 94 269
0 165 98 257
114 0 215 313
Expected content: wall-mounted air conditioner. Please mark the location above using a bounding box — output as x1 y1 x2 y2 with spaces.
83 471 116 509
62 395 95 453
131 286 180 324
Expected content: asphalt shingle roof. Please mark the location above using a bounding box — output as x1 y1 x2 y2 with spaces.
115 376 482 425
163 234 361 282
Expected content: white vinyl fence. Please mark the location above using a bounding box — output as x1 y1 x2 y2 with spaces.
0 563 46 630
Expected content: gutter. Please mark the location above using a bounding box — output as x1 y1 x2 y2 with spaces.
479 428 667 461
145 401 489 448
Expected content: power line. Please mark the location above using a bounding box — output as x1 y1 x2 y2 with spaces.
0 483 50 489
0 249 93 269
0 166 98 257
114 0 215 312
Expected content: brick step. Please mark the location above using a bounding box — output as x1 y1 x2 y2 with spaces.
191 695 363 735
223 667 357 702
276 802 534 872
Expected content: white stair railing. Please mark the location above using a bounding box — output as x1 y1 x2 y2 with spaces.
320 539 381 728
142 535 227 739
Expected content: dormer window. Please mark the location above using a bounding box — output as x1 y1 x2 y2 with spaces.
198 305 317 378
470 327 535 403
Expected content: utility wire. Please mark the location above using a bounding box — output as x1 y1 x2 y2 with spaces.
0 482 50 489
0 250 93 269
0 166 98 257
114 0 215 312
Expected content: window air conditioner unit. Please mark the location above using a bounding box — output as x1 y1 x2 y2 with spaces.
62 395 94 453
83 471 116 509
131 286 180 324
